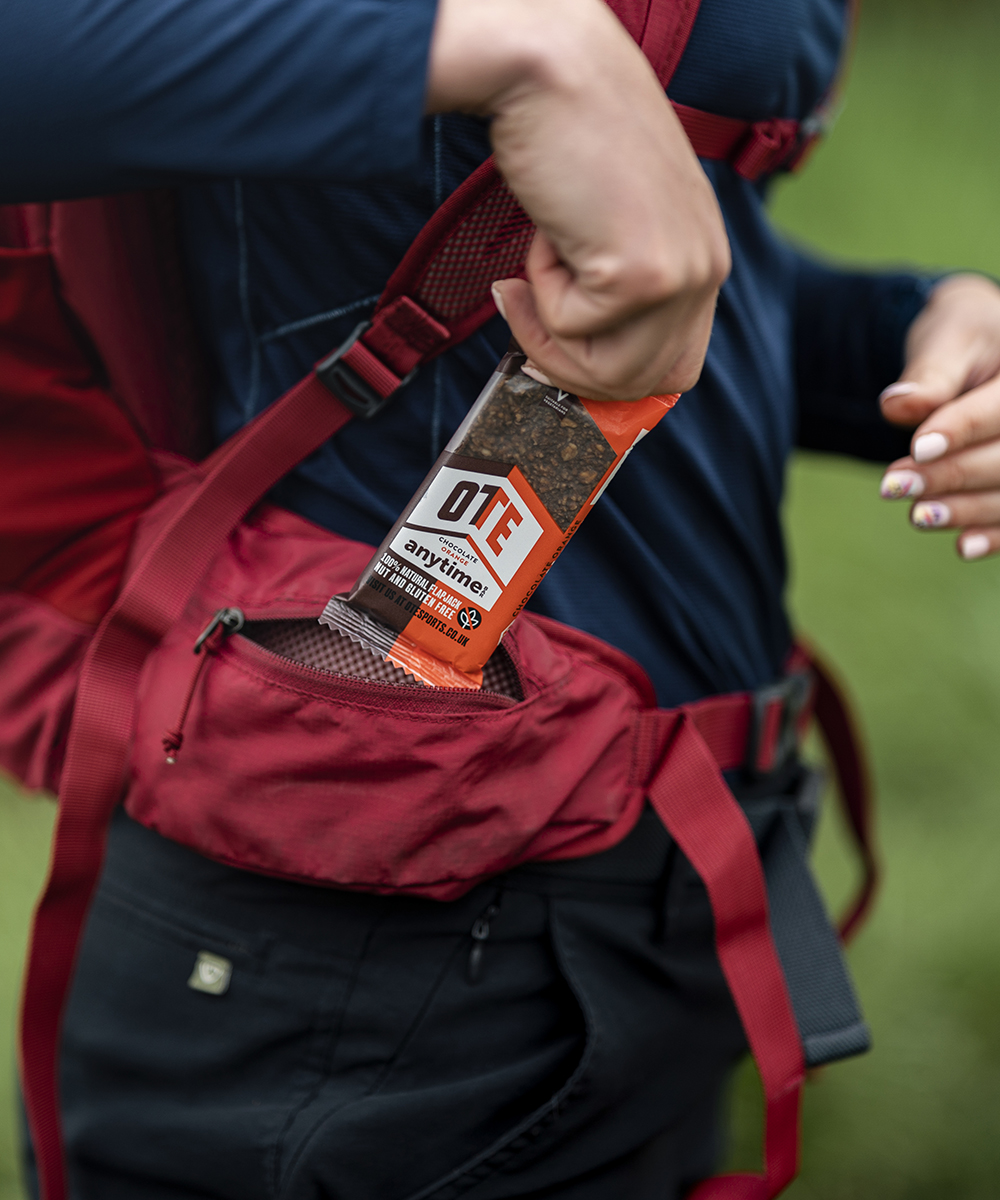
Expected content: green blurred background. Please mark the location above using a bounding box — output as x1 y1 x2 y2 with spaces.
3 0 1000 1195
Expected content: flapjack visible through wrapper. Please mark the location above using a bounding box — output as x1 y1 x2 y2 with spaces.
321 347 679 688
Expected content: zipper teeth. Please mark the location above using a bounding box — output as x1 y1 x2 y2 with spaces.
231 632 519 709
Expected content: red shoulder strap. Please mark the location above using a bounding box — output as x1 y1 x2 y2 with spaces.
606 0 703 85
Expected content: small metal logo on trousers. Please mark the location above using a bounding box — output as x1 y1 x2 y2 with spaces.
188 951 232 995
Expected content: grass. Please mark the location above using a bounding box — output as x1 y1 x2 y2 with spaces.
0 790 53 1200
3 1 1000 1196
727 2 1000 1195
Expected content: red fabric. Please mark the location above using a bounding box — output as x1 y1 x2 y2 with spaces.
807 649 879 941
672 104 805 181
0 244 159 625
0 591 90 792
648 713 805 1199
605 0 703 86
48 196 211 457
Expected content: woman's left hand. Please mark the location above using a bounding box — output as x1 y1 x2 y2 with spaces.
879 273 1000 560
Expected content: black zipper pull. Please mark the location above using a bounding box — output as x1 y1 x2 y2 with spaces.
164 607 245 764
193 607 245 653
466 901 501 985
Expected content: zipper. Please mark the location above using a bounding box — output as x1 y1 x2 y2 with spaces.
233 623 520 712
163 607 245 764
466 898 502 985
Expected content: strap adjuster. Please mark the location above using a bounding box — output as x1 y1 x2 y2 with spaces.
746 669 813 777
315 321 417 420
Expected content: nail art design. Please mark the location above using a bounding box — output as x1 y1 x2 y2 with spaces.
912 501 950 529
880 470 924 499
913 432 949 463
960 534 991 560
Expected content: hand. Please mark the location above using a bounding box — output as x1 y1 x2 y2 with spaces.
425 0 730 400
879 273 1000 560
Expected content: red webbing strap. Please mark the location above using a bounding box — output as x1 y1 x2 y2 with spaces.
648 711 805 1200
806 650 879 943
19 373 355 1200
672 105 806 182
681 644 879 947
609 0 703 85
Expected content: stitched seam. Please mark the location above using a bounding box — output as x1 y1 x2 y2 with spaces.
273 913 387 1196
196 844 579 894
260 293 380 344
217 644 536 721
94 884 266 962
405 897 594 1200
234 180 261 420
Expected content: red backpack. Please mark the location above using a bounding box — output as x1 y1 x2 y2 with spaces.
0 4 872 1198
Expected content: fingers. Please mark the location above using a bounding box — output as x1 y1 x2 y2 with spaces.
880 446 1000 562
493 274 712 400
903 491 1000 560
899 375 1000 464
881 439 1000 499
492 235 718 402
880 274 1000 427
952 529 1000 560
910 493 1000 530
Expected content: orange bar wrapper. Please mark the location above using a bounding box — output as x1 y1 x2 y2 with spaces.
321 346 679 689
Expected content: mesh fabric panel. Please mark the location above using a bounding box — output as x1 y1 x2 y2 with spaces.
244 619 521 698
417 184 533 321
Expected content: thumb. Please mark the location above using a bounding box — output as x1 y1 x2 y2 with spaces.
879 358 968 428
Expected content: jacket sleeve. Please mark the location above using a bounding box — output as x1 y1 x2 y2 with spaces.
0 0 438 202
792 248 937 463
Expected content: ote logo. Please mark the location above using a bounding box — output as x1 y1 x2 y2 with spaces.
457 606 482 630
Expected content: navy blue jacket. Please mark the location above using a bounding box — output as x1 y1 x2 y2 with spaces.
0 0 929 706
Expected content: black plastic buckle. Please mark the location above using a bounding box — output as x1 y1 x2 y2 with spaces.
315 320 417 421
746 669 813 777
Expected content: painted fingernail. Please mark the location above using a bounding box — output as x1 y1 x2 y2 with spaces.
913 432 949 463
912 501 950 528
490 284 507 321
960 533 991 560
522 360 554 386
880 470 924 499
879 382 918 404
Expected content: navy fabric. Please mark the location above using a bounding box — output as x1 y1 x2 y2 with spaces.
0 0 931 705
0 0 437 201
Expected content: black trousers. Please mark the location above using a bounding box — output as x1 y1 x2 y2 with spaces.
27 771 834 1200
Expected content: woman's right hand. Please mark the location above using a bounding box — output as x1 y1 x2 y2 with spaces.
425 0 730 401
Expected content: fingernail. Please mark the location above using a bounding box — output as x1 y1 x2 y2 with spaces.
879 382 918 404
912 501 950 529
522 361 554 386
490 284 507 321
960 533 991 560
880 470 924 499
913 432 949 463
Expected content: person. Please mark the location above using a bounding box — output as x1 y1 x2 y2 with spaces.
4 0 1000 1197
